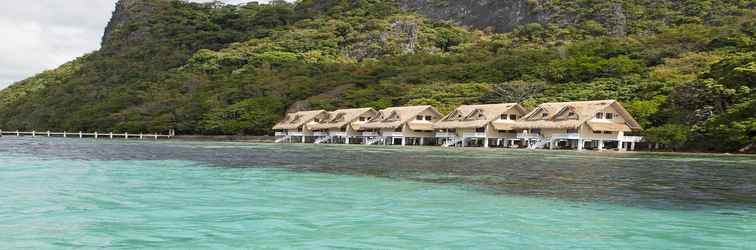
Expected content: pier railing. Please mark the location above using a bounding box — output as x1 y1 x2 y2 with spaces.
516 133 543 140
551 133 581 139
362 132 379 137
462 132 487 138
0 130 174 140
435 132 454 138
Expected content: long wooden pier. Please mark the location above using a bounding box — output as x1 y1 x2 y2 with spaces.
0 130 174 140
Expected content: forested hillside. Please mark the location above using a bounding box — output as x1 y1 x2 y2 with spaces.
0 0 753 152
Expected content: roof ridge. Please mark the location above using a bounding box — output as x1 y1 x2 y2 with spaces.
539 100 617 105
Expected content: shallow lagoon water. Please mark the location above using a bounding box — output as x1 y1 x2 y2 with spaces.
0 137 755 249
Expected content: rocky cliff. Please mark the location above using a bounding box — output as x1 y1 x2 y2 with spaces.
398 0 549 32
102 0 167 50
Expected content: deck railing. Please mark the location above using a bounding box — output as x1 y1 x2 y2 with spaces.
621 136 644 142
462 132 486 138
435 132 453 138
516 133 542 139
330 132 347 137
362 132 379 137
382 132 403 137
551 133 580 139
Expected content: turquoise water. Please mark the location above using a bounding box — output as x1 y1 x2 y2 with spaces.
0 138 755 249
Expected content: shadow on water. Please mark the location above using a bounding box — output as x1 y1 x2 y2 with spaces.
2 137 755 210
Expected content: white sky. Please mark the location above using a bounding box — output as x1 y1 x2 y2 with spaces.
0 0 278 90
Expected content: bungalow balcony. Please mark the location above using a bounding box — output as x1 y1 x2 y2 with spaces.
495 131 518 138
362 132 380 137
313 132 329 137
621 136 643 142
581 133 629 141
288 132 304 136
551 133 580 140
517 133 543 140
330 132 347 137
435 132 454 138
275 132 287 136
382 132 403 137
462 132 486 138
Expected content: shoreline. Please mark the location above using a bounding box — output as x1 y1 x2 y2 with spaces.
1 134 752 155
170 135 752 156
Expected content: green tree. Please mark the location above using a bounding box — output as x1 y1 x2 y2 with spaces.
644 124 692 151
481 80 546 104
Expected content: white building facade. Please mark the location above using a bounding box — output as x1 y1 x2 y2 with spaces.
512 100 643 151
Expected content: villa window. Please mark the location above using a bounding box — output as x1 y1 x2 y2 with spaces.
478 113 485 119
509 114 517 120
475 127 486 133
542 113 549 118
593 130 602 134
297 128 303 132
568 112 576 117
425 116 433 121
604 131 612 134
417 115 423 120
359 117 366 122
340 127 346 132
606 113 614 119
394 127 403 132
596 112 604 119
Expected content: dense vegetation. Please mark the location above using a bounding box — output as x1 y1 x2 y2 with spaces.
0 0 753 152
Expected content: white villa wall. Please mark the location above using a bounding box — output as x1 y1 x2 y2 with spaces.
577 105 628 140
485 124 499 138
540 128 568 138
285 128 310 136
404 108 442 138
379 128 403 137
328 127 345 135
488 109 526 139
578 125 623 141
458 128 478 137
594 105 627 124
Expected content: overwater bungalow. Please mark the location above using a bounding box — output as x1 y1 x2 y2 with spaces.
359 105 444 146
272 110 328 143
511 100 643 150
306 108 380 144
433 103 529 148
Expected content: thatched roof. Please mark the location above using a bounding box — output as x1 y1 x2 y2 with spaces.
511 120 583 129
587 121 632 132
272 110 327 130
512 100 642 131
408 122 434 131
361 106 442 130
307 108 378 130
434 103 527 129
491 120 517 130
